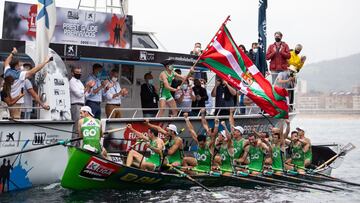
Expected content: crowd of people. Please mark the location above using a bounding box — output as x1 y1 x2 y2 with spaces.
123 108 312 175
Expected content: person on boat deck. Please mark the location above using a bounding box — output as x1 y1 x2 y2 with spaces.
141 72 159 118
191 79 208 116
1 76 25 114
78 106 108 158
213 121 234 174
85 63 109 119
145 120 183 167
175 79 195 116
241 133 270 175
157 59 187 117
190 42 202 56
227 108 247 166
288 44 306 73
170 69 182 97
266 31 291 84
296 127 312 167
285 131 310 174
3 47 52 119
104 68 128 118
211 78 237 116
21 63 50 119
182 110 218 174
269 120 290 174
126 124 164 171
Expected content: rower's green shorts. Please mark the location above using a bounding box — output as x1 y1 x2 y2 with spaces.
145 157 161 170
159 90 174 101
305 151 312 163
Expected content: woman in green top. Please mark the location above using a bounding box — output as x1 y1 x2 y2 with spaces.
126 124 164 171
285 131 310 174
182 110 218 174
157 59 187 117
78 106 108 158
145 119 183 167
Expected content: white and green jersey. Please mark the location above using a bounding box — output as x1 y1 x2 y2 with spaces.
81 117 102 153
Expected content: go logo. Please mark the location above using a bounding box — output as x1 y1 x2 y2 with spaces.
273 152 278 158
83 128 97 137
251 153 259 160
196 153 207 161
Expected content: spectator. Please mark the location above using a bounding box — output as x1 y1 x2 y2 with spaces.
3 48 51 118
104 69 128 118
238 44 248 55
188 76 195 88
0 77 9 119
192 79 208 115
1 76 25 117
85 63 109 119
199 79 214 115
190 42 202 56
211 78 237 115
21 63 49 119
175 79 195 116
171 69 182 97
70 66 89 122
141 72 159 117
266 31 291 83
248 42 259 64
275 67 296 110
288 44 306 73
158 59 186 117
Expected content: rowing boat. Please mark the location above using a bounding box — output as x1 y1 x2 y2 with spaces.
60 146 340 191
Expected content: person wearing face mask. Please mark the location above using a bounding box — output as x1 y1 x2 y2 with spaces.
85 63 109 119
158 59 186 117
248 42 259 64
266 31 291 84
175 79 195 116
104 69 128 118
211 77 237 116
191 79 208 115
141 72 159 117
190 42 202 56
288 44 306 73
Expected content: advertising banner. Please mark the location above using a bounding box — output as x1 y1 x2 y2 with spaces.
2 1 132 49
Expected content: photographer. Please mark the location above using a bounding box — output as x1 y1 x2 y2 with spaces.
275 66 296 110
211 77 237 115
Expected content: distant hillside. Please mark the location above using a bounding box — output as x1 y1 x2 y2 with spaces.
298 53 360 92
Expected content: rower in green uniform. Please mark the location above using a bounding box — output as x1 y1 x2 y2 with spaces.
270 120 290 174
78 106 108 158
126 124 164 171
157 59 187 117
228 108 247 165
296 127 312 167
146 120 183 167
213 121 234 174
241 133 270 175
182 111 218 174
285 131 310 174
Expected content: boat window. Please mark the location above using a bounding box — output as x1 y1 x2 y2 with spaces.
132 33 158 49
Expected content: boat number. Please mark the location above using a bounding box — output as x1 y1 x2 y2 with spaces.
83 129 97 137
120 173 162 184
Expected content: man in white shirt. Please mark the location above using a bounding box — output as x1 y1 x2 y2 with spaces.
104 69 128 118
3 47 51 119
175 79 195 116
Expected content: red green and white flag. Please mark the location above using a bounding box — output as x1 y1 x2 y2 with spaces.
199 23 289 118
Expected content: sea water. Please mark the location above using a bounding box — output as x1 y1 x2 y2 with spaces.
0 115 359 203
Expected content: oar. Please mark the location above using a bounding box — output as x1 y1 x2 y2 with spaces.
178 166 309 192
248 173 333 193
277 172 351 191
315 143 355 170
170 165 212 192
302 172 360 187
0 137 82 159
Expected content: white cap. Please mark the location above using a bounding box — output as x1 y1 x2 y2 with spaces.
288 65 298 73
234 126 244 134
167 124 178 135
80 106 94 117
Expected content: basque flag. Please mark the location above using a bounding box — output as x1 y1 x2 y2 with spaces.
35 0 56 64
255 0 268 76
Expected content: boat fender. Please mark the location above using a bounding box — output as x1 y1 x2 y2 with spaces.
236 171 249 176
286 170 298 175
83 144 98 153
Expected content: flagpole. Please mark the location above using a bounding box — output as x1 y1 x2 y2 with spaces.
187 15 231 75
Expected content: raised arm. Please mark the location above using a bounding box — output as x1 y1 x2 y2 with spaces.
127 124 149 141
4 48 17 68
160 72 177 92
25 57 51 78
145 119 168 135
229 108 235 133
221 121 233 151
200 108 210 132
184 113 198 143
